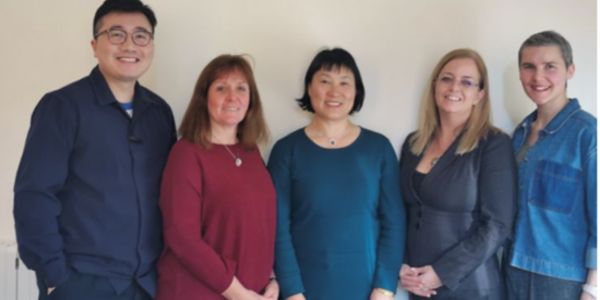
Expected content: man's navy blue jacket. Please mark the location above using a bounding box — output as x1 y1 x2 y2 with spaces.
14 66 176 295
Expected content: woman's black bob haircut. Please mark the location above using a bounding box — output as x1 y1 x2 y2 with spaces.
296 48 365 114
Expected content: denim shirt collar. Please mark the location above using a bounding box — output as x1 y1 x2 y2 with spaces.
519 98 581 135
89 65 156 107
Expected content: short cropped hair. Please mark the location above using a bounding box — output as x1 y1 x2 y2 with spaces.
518 30 573 67
179 54 269 149
93 0 157 36
296 48 365 114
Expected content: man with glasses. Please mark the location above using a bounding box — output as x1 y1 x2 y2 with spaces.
14 0 176 299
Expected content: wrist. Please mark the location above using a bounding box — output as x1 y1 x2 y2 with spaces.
587 270 598 286
583 284 597 299
374 287 394 297
222 277 248 300
286 294 306 300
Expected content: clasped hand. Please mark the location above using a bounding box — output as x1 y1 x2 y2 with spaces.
399 264 441 298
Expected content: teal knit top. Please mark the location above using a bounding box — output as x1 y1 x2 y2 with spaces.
268 127 406 299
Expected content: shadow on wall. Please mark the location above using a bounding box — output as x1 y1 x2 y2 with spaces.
503 62 535 127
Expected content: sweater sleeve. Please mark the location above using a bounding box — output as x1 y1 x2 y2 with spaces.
14 94 75 288
160 141 236 294
372 139 407 292
267 140 305 298
432 133 517 290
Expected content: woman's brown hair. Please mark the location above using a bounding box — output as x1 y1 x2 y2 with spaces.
179 54 269 149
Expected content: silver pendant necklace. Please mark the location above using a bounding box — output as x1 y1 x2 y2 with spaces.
319 124 350 147
213 134 242 167
223 144 243 167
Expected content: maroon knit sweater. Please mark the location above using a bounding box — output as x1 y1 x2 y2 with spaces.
156 140 276 300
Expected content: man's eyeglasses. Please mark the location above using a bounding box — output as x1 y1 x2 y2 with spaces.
94 28 153 47
437 75 482 90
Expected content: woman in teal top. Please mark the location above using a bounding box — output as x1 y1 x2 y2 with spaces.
267 48 406 300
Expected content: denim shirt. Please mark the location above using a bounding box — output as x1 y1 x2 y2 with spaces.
508 98 597 282
14 66 176 295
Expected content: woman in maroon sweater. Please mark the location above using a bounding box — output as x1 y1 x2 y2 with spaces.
156 55 278 300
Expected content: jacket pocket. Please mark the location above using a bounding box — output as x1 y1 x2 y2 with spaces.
528 160 582 214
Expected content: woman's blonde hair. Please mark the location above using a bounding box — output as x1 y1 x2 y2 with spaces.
410 48 497 155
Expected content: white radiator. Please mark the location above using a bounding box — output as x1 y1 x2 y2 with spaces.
0 241 37 300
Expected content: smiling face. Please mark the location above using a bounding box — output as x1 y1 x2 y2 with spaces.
308 66 356 122
207 69 250 131
92 12 154 86
434 58 485 118
519 45 574 110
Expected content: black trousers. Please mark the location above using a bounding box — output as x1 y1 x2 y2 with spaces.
36 271 151 300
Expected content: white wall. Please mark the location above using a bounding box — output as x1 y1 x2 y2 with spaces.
0 0 595 249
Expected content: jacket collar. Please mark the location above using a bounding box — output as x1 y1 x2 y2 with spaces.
519 98 581 135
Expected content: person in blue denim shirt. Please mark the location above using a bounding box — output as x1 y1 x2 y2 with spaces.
505 30 597 300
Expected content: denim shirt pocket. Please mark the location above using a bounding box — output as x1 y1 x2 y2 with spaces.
528 160 582 214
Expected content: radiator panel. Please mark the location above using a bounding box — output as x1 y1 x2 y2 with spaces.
0 241 17 300
0 241 37 300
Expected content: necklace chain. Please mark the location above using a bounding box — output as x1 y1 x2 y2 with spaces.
316 123 351 147
429 133 455 167
213 135 242 167
223 144 242 167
